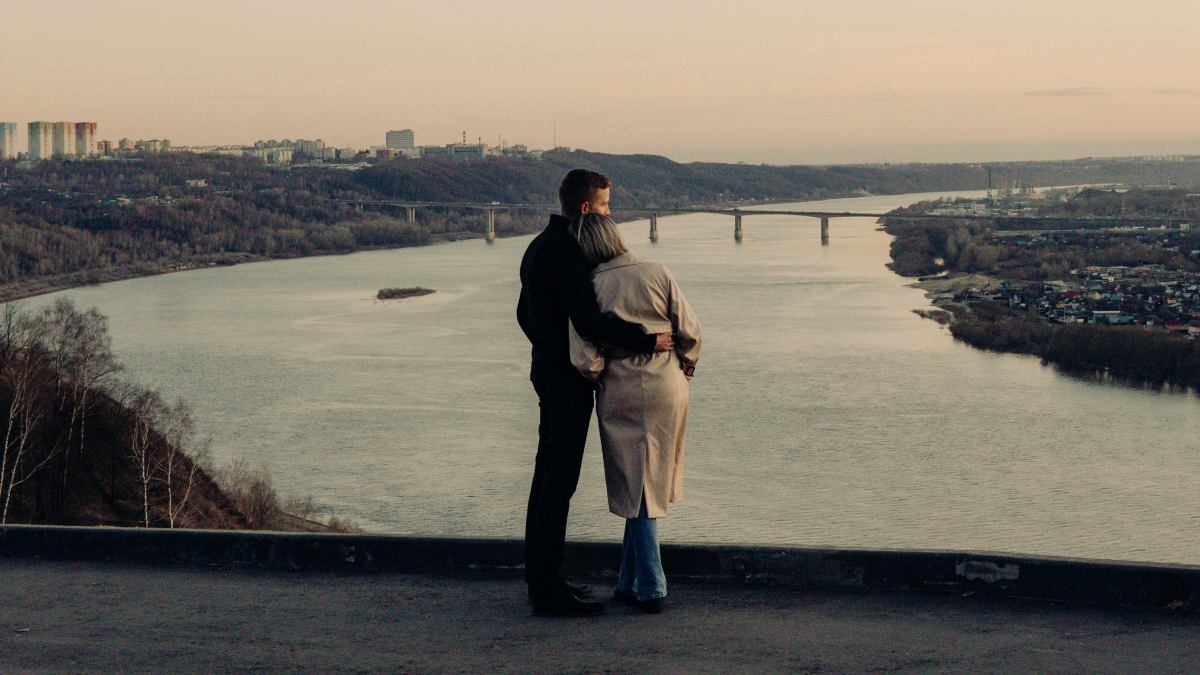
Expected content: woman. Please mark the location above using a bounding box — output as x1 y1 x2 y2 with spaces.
568 213 701 614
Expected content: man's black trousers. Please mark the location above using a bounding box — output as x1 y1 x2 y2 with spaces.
525 370 595 593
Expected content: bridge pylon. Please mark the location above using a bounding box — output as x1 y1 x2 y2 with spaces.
821 217 829 246
734 212 743 242
649 214 659 243
486 209 496 243
406 206 416 225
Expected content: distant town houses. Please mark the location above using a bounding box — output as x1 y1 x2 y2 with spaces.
947 266 1200 338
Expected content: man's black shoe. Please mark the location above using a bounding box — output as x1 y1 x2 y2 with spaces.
527 580 594 605
612 588 638 605
530 588 606 617
564 579 594 599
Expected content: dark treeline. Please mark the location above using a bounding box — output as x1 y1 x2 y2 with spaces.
1043 323 1200 385
352 152 1200 207
949 315 1055 355
5 152 1200 296
0 299 353 529
951 316 1200 388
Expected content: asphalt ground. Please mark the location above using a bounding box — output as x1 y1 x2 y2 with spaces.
2 559 1198 673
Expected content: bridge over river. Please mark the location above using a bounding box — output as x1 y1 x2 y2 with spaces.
340 199 1186 245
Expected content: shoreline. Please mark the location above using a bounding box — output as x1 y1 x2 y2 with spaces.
0 228 505 305
906 272 997 314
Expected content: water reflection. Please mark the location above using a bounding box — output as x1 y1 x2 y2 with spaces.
1050 366 1199 398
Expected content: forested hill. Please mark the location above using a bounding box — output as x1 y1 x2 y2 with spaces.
352 150 1200 206
4 149 1200 301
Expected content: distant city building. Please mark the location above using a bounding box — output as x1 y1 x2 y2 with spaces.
337 147 361 160
118 137 133 152
134 139 169 153
0 123 17 160
416 142 494 161
418 145 451 159
320 146 338 161
197 146 248 157
450 143 485 160
294 139 325 157
386 129 415 150
28 122 54 160
52 122 76 157
246 146 293 164
97 140 113 156
376 148 393 160
501 144 529 158
74 122 97 156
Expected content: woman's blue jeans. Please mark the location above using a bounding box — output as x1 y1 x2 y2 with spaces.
617 498 667 601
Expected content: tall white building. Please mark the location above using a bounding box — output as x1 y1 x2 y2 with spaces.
294 139 325 157
28 121 54 160
0 123 17 160
386 129 415 150
52 121 76 157
75 122 97 156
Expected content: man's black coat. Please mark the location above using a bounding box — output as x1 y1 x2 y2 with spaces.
517 214 654 381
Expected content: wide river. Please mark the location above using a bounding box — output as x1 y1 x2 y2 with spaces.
25 190 1200 564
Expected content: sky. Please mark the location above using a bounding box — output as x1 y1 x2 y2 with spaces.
4 0 1200 164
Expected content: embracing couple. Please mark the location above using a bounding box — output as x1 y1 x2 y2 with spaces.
517 169 702 617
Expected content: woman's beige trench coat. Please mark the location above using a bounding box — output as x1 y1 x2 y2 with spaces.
569 252 702 519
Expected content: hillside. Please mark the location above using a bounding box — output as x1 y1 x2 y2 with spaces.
0 299 248 527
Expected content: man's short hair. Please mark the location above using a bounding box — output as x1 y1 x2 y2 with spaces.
558 169 612 218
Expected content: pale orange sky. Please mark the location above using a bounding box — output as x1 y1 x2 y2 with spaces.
4 0 1200 163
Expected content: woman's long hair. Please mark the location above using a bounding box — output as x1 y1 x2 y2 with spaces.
569 213 627 267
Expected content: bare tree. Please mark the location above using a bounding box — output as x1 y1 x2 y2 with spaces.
212 458 280 529
156 399 201 528
39 299 122 496
1 310 55 524
124 387 163 527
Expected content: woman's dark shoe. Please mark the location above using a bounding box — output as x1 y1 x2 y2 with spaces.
639 597 665 614
612 588 638 605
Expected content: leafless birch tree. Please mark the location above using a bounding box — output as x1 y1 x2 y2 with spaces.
1 308 55 524
124 387 162 527
157 399 201 528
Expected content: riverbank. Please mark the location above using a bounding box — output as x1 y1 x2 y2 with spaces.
907 273 1200 389
0 228 502 305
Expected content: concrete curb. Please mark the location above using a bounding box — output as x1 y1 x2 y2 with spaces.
3 525 1198 613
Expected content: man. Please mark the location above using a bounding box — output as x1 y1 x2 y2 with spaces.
517 169 673 617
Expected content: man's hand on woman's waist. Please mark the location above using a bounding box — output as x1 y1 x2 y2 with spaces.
654 333 675 352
